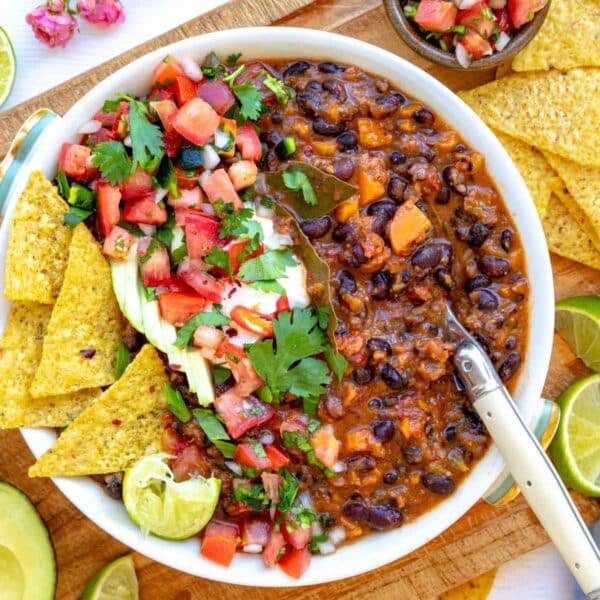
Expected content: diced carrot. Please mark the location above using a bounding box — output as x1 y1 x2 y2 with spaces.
311 139 337 156
388 202 432 256
334 197 359 222
357 118 393 149
357 166 386 205
344 427 384 457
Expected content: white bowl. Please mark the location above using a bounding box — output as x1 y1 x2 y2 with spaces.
0 27 554 586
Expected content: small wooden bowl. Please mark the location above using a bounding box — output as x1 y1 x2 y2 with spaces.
384 0 550 70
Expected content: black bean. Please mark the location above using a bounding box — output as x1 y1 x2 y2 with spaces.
350 243 367 266
505 335 517 350
296 90 320 118
305 80 322 92
478 255 511 279
342 499 368 522
371 270 393 300
366 200 397 218
367 504 403 530
381 363 407 390
366 337 392 355
421 473 455 495
443 423 456 442
383 469 399 484
318 61 344 73
473 332 491 356
390 151 407 165
372 94 400 118
354 366 374 385
300 215 332 239
468 223 491 248
371 214 389 238
413 108 434 125
372 419 395 442
471 288 499 311
464 274 491 293
322 79 347 101
332 223 354 242
270 110 283 125
313 118 346 136
500 228 514 252
337 269 357 293
420 148 436 162
391 90 407 104
442 165 467 195
400 269 411 283
333 157 355 181
283 60 310 78
337 130 358 151
453 143 467 152
347 455 376 472
463 406 485 435
498 352 521 381
411 243 443 270
387 175 407 202
435 186 451 205
260 130 283 148
402 444 423 464
435 267 454 290
368 397 382 410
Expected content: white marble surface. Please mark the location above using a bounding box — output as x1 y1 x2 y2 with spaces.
0 1 579 597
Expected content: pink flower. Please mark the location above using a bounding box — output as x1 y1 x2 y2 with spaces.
77 0 125 27
25 5 77 48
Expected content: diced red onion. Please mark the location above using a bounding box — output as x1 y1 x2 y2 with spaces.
138 224 156 236
318 540 336 555
488 0 506 7
453 0 479 7
199 203 215 216
297 491 313 509
180 56 204 82
495 31 511 51
242 543 263 554
455 42 473 69
201 145 221 171
258 429 275 445
77 119 102 135
123 135 132 148
225 461 242 476
328 526 346 546
332 461 347 473
154 188 168 203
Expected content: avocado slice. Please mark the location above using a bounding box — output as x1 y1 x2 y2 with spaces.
0 482 56 600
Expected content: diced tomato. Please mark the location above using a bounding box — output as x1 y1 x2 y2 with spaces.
279 412 309 436
414 0 457 32
200 169 242 209
102 226 136 260
152 55 185 87
161 275 197 294
170 444 210 482
234 62 277 106
201 520 239 567
147 87 176 102
227 356 264 397
163 129 182 158
170 98 220 146
276 296 291 316
460 29 493 59
234 443 272 470
93 109 118 127
495 7 512 31
162 423 188 454
310 425 341 469
112 101 129 137
228 239 264 274
216 340 247 360
138 239 171 287
193 324 225 350
230 306 273 338
228 160 258 191
96 182 121 236
85 127 117 147
281 520 311 550
214 389 274 439
241 517 271 548
157 292 207 326
278 546 311 579
184 211 220 259
177 258 226 303
457 2 496 38
149 99 178 132
120 168 154 201
264 445 290 470
197 80 236 115
171 75 198 106
508 0 545 28
175 165 199 190
235 123 262 162
263 530 286 567
122 196 167 225
168 186 203 209
58 143 97 181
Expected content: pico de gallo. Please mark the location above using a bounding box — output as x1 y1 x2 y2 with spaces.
402 0 548 66
55 51 529 578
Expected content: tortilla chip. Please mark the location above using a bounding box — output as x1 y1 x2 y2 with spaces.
4 171 72 304
440 569 497 600
459 69 600 167
29 344 168 477
512 0 600 72
30 224 124 397
543 194 600 270
492 130 559 219
0 301 100 428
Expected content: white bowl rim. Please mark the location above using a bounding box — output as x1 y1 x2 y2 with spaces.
1 26 555 587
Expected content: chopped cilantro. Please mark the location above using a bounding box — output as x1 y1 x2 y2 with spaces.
201 51 225 79
171 243 188 265
156 212 176 247
248 280 286 295
156 156 179 198
237 233 261 263
403 1 418 17
282 169 317 205
138 238 160 264
193 408 236 458
204 246 232 275
324 346 347 382
282 430 334 477
233 484 269 510
216 204 259 239
226 52 242 65
249 441 266 458
315 306 332 330
260 196 275 209
56 171 70 201
64 206 92 227
91 141 132 185
291 506 318 527
231 82 265 121
223 64 245 84
174 305 231 348
302 396 320 417
451 24 467 34
439 39 449 51
115 341 131 379
238 249 296 282
491 26 501 43
241 465 260 478
102 99 121 113
260 71 293 105
117 221 143 237
307 419 320 434
277 469 299 512
164 383 191 423
310 532 329 552
213 365 232 386
142 286 157 301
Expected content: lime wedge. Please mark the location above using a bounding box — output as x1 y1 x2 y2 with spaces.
555 295 600 371
0 27 16 108
82 555 138 600
122 453 221 540
550 373 600 497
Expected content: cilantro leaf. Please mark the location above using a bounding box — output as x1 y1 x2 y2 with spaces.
213 365 232 386
171 243 187 265
142 286 157 301
156 212 176 247
310 532 329 552
324 345 348 382
237 233 261 262
201 51 225 79
277 469 299 512
165 384 191 423
233 484 269 510
249 280 286 295
261 71 293 105
217 205 261 239
315 306 332 330
238 249 296 282
226 52 242 65
91 141 132 185
102 99 121 113
282 169 317 205
126 98 164 171
115 341 131 379
193 408 236 458
204 247 232 275
174 305 231 348
302 394 320 417
64 206 92 227
231 82 265 121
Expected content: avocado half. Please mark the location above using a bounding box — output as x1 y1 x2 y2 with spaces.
0 482 56 600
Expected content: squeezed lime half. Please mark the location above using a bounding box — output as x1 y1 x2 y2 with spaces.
81 554 138 600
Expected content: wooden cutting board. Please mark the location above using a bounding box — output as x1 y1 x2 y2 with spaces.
0 0 599 598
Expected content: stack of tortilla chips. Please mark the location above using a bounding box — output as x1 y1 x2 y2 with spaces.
0 171 168 477
459 0 600 269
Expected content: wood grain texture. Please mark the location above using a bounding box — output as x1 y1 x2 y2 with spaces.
0 0 599 598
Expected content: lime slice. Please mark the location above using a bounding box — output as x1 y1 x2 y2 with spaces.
82 555 138 600
555 295 600 371
122 453 221 540
0 27 16 108
550 373 600 497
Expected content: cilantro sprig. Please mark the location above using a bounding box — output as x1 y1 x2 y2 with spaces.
91 141 132 185
238 249 296 282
